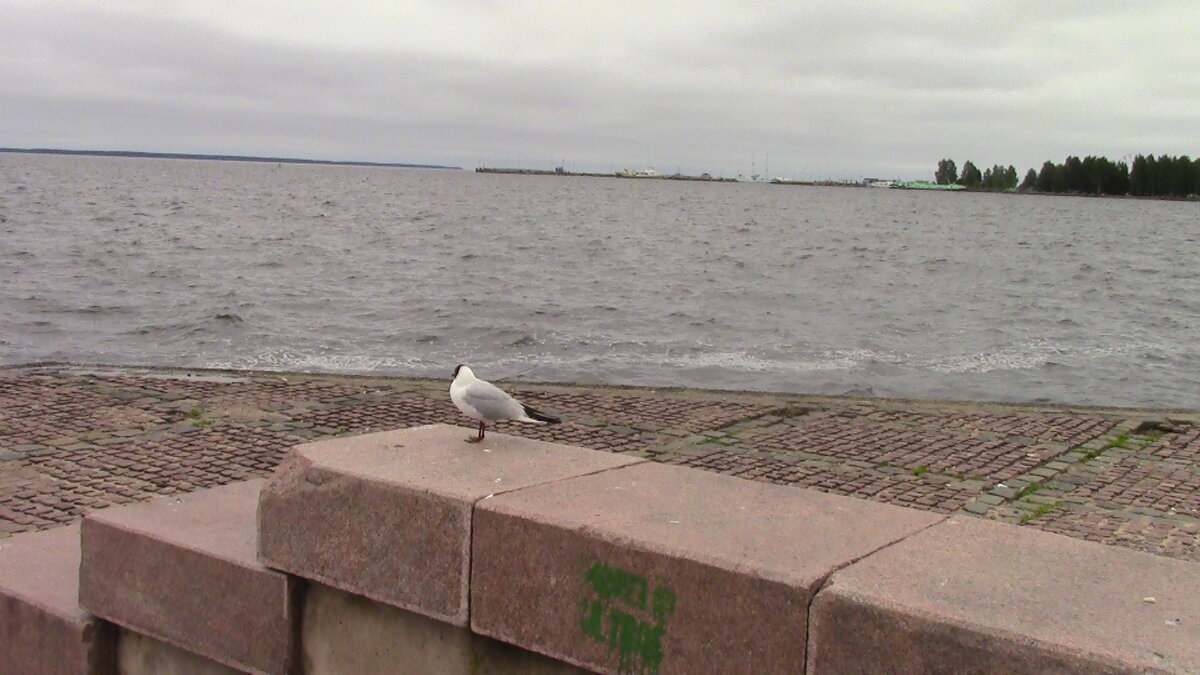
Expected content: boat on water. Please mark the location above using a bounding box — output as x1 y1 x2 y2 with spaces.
895 181 966 191
737 154 773 183
616 167 661 178
735 174 772 183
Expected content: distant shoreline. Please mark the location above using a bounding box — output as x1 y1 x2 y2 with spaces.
6 150 1194 201
0 147 462 171
475 166 737 182
476 166 1200 201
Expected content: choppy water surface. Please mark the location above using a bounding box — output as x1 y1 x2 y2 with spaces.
2 153 1198 408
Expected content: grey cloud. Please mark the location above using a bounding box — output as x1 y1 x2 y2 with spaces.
3 2 1198 179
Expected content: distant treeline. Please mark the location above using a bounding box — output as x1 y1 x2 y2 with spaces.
934 155 1200 198
0 147 462 171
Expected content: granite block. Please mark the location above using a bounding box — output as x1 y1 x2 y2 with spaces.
257 424 644 625
809 516 1200 674
472 461 944 674
0 523 116 675
79 480 297 674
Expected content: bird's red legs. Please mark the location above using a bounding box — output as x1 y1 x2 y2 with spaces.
465 421 485 443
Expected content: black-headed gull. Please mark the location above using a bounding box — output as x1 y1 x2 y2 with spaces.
450 365 561 443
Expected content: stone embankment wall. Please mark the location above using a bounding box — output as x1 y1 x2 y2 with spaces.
1 424 1197 674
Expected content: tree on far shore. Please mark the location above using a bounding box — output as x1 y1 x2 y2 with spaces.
936 154 1194 198
1019 169 1037 191
982 164 1018 191
1036 161 1057 192
957 161 983 189
934 159 958 185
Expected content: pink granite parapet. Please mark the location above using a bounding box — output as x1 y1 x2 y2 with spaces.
809 516 1200 674
471 461 945 674
79 480 297 675
256 423 645 626
0 523 116 675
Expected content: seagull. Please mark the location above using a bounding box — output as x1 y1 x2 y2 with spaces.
450 365 561 443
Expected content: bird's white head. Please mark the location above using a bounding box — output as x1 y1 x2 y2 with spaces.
452 364 474 381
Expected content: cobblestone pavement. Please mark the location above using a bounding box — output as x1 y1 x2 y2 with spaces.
2 364 1198 563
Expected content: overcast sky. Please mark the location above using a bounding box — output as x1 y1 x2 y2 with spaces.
3 1 1198 180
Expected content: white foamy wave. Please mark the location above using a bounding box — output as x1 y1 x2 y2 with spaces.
923 339 1151 374
205 349 433 374
455 346 868 381
630 347 897 374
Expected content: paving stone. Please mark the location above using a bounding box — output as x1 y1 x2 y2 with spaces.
44 436 80 446
2 365 1197 565
961 501 993 515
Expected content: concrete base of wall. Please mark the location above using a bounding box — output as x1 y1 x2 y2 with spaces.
117 631 240 675
303 583 587 675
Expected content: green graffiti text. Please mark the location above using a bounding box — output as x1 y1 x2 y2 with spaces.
580 562 676 675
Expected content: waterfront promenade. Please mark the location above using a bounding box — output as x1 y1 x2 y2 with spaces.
1 363 1196 563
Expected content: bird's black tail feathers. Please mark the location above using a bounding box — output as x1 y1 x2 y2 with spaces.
522 404 561 424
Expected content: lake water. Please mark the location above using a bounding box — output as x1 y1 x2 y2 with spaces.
3 153 1198 408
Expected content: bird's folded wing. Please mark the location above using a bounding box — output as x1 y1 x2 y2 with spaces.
464 382 524 419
